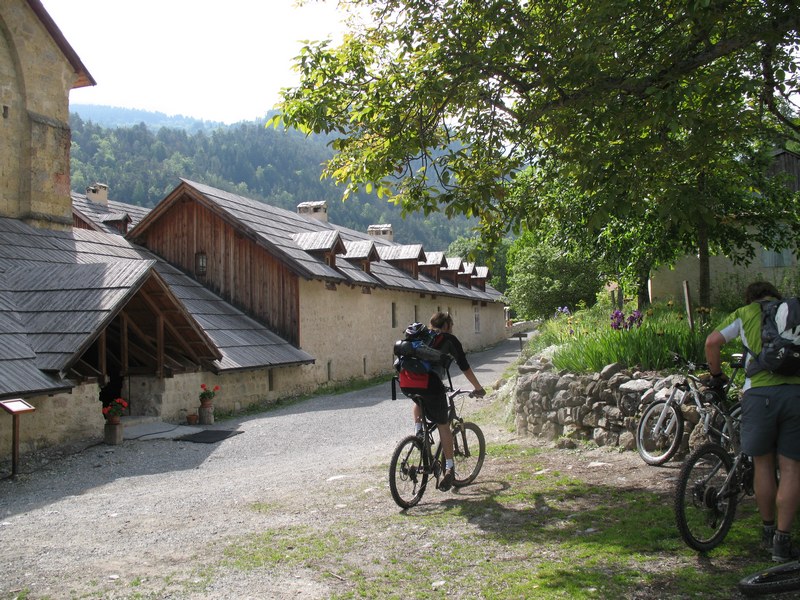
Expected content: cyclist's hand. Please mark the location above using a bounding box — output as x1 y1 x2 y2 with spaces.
704 372 729 389
471 388 486 398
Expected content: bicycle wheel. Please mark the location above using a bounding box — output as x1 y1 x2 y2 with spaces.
738 561 800 596
452 422 485 486
389 435 428 509
636 400 684 465
674 443 736 551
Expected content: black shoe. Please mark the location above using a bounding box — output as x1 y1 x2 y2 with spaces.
772 531 800 563
439 468 454 492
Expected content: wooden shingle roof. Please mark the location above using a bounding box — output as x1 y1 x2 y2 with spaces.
72 192 150 234
0 217 313 399
128 179 503 304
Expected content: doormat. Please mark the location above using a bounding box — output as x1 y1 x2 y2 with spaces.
176 430 243 444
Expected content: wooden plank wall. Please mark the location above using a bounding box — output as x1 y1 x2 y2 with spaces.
137 199 300 345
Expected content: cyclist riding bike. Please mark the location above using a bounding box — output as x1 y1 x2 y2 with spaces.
408 312 486 491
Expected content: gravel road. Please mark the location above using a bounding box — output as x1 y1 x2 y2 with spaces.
0 338 522 599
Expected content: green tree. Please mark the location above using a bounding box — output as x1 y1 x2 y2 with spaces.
274 0 800 304
447 236 510 293
506 234 603 320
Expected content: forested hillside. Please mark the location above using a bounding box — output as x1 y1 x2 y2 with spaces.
68 108 477 250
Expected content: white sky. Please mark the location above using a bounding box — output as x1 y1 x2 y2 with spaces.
40 0 347 124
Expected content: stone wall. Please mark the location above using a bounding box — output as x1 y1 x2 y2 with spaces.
1 1 76 228
508 353 711 453
298 278 508 387
0 366 312 465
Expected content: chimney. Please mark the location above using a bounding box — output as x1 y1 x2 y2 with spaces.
86 183 109 205
368 224 393 242
297 200 328 222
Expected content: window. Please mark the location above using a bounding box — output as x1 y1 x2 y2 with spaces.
391 302 397 328
267 369 274 392
474 306 481 333
762 248 795 268
414 305 418 323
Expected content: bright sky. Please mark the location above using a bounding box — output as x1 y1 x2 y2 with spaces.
40 0 347 124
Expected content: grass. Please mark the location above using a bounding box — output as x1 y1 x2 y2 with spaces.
205 389 767 600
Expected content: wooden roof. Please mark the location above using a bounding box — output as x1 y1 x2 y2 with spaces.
70 193 313 371
72 192 151 234
127 180 503 304
0 217 313 399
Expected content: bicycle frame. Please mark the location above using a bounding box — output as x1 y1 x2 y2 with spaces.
418 389 472 482
694 450 753 509
656 358 741 449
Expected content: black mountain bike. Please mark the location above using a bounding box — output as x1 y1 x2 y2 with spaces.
389 386 486 509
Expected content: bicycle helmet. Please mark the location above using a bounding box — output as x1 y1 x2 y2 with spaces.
404 322 427 340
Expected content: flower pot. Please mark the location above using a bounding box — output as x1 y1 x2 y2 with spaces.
186 413 199 425
200 399 213 409
107 415 121 426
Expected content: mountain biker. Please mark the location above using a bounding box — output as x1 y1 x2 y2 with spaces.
705 281 800 562
411 312 486 491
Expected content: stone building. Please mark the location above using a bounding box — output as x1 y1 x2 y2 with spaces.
0 1 506 464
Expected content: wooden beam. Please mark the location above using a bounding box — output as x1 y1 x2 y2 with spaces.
157 313 164 379
121 313 129 376
98 329 107 386
137 287 204 363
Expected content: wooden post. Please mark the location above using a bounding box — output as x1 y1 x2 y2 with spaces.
199 404 214 425
0 399 36 477
104 421 123 445
513 332 528 351
682 281 695 331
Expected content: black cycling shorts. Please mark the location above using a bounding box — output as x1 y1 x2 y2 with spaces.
410 375 448 424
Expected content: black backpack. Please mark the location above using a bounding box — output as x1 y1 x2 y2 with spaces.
391 323 452 396
745 297 800 377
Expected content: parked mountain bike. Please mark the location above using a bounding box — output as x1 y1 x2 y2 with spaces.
389 386 486 509
636 352 743 466
738 559 800 596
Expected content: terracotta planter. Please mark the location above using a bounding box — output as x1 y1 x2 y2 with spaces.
106 414 121 426
186 413 199 425
200 399 213 409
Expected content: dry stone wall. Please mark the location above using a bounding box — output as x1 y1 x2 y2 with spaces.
508 353 709 454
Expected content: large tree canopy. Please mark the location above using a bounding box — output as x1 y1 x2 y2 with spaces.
274 0 800 302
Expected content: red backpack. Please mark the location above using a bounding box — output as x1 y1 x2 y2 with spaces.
392 323 450 395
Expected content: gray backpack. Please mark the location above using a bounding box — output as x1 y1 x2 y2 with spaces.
745 298 800 377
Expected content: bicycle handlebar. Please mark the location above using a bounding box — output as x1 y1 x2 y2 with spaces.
670 351 709 373
449 388 485 399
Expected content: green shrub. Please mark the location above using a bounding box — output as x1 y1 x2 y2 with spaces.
506 242 603 320
531 300 722 373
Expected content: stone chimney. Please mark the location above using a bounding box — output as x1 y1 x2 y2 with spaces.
297 200 328 222
86 183 109 205
368 224 393 242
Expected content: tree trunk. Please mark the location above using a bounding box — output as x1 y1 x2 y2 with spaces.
636 265 651 310
696 171 711 307
698 219 710 307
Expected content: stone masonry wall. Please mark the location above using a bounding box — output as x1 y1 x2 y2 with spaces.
298 278 507 387
508 353 712 453
1 1 76 228
0 366 312 465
